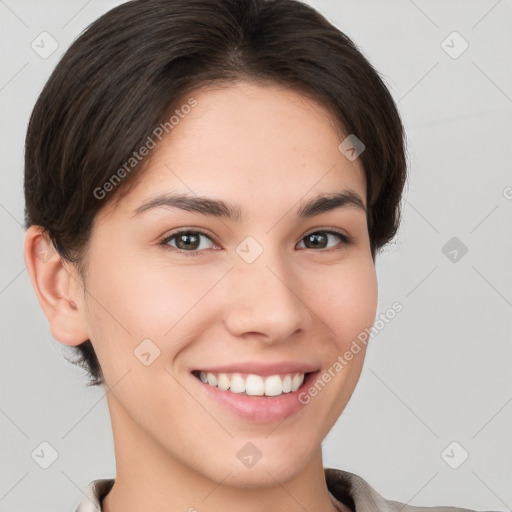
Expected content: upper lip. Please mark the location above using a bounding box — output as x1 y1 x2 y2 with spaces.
193 361 320 376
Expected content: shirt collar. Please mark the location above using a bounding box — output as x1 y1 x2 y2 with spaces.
74 467 471 512
74 469 380 512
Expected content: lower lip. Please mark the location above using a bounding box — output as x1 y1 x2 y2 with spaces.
191 371 319 424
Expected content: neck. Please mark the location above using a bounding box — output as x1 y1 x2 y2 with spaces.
101 395 344 512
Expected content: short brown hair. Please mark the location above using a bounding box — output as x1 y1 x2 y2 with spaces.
24 0 407 386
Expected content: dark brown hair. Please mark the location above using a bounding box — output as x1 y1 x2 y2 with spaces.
24 0 407 386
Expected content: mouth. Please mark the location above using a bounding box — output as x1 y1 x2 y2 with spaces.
191 370 315 397
189 362 321 423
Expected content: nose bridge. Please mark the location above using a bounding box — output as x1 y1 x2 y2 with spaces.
223 242 309 341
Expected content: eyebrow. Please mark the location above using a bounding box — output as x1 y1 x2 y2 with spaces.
131 190 366 221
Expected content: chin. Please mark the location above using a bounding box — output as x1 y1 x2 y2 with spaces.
223 464 298 489
201 451 309 489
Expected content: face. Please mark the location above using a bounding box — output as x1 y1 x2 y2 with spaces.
78 81 377 486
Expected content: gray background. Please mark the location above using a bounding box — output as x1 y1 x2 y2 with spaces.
1 0 511 511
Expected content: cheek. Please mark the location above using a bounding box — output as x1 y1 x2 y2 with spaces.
305 256 378 348
82 247 225 376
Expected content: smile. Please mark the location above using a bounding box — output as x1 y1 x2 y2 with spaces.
190 366 320 423
193 370 309 397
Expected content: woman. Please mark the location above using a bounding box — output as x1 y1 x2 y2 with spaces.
22 0 494 511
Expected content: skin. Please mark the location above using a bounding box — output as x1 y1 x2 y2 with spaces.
24 80 378 512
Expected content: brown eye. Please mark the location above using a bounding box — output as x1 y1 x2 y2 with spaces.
298 231 349 250
161 230 216 254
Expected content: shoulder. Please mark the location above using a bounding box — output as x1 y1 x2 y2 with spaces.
324 467 498 512
75 479 114 512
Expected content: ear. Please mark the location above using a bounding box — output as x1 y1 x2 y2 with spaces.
23 225 89 347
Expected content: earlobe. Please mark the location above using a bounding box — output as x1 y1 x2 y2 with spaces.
23 225 89 347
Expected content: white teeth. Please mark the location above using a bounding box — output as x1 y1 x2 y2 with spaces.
230 374 246 393
282 374 292 393
197 371 307 397
264 375 283 397
217 373 230 391
245 374 265 396
292 373 304 392
206 372 217 387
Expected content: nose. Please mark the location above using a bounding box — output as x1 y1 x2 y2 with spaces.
221 249 311 344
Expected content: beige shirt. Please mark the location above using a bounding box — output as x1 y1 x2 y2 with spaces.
75 467 487 512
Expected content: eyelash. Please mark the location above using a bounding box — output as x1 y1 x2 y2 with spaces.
158 228 352 257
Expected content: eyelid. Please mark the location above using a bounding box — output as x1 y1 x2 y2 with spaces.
303 227 350 241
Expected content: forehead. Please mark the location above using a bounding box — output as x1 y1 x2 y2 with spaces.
105 80 366 220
